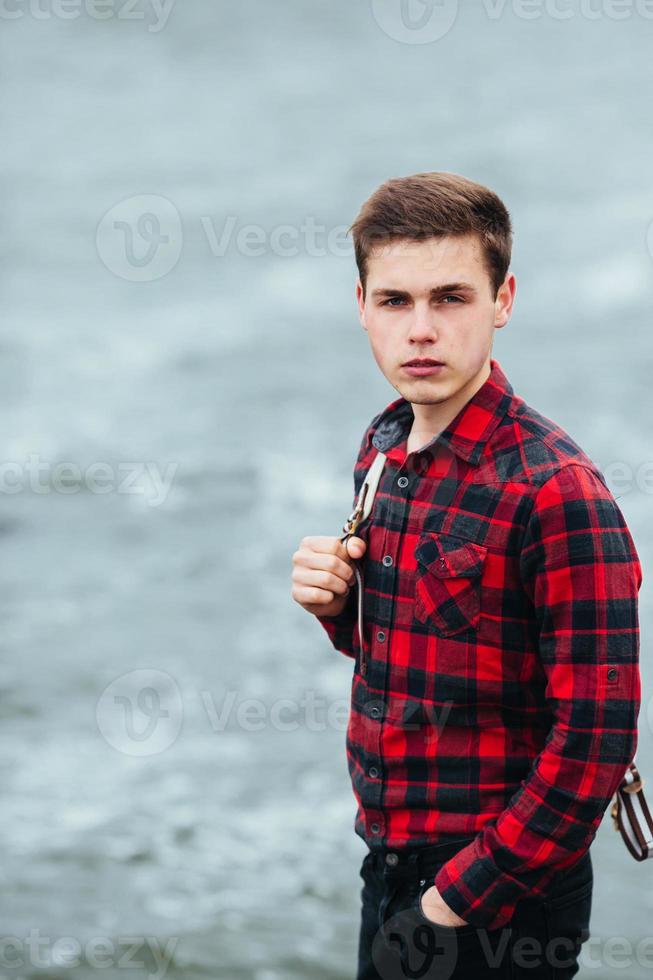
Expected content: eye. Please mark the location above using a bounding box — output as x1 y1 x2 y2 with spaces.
381 297 406 307
441 295 464 303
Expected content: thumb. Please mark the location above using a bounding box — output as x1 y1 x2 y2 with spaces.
345 536 367 560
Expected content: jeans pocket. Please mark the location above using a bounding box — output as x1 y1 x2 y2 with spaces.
408 879 516 977
372 880 464 979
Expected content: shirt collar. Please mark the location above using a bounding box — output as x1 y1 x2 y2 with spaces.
370 358 514 466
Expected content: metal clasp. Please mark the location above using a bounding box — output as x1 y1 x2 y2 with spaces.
340 484 369 542
338 485 369 675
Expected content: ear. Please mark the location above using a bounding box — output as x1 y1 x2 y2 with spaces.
494 272 516 329
355 279 367 330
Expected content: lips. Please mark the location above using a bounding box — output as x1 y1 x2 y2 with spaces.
403 359 444 367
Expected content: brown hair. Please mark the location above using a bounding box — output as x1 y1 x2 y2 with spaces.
349 172 513 299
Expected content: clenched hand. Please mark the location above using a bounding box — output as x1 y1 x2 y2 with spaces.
291 535 367 618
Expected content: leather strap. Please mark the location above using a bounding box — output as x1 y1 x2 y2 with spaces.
611 762 653 860
339 451 387 675
342 451 387 534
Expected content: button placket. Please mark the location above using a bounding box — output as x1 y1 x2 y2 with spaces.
366 467 411 840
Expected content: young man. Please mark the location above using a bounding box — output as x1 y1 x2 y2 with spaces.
291 172 642 979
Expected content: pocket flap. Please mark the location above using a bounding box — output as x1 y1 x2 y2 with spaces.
415 533 487 579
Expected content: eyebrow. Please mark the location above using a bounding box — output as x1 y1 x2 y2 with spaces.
370 282 477 300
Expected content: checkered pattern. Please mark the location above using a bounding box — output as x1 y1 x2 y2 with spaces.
316 358 642 930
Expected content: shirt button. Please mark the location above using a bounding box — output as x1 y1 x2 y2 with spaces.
376 630 386 643
382 555 393 567
367 704 383 719
397 476 409 488
607 667 618 680
385 852 399 866
370 822 381 834
368 766 379 778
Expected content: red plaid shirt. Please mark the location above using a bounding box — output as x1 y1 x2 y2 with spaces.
317 358 642 930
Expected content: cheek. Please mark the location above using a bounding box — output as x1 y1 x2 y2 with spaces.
366 323 393 363
451 313 493 352
370 342 391 372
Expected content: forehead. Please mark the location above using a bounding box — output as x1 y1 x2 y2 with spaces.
365 233 486 284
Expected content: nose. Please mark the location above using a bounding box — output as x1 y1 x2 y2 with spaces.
406 302 439 343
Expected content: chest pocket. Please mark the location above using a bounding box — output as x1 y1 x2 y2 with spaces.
413 532 487 636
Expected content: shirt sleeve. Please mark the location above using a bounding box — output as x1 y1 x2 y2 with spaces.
315 584 359 659
433 463 643 930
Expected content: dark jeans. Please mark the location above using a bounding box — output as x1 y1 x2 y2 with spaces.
357 835 593 980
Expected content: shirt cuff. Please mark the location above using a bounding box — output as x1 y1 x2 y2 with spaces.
433 836 558 931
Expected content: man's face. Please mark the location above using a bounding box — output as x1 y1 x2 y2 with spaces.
355 233 515 405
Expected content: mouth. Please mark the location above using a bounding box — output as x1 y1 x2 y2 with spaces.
402 359 444 367
401 359 446 377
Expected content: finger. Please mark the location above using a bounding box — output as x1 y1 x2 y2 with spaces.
294 547 356 585
344 535 366 560
292 565 353 596
292 583 337 608
300 535 346 556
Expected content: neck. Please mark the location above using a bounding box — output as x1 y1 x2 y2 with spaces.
407 359 492 450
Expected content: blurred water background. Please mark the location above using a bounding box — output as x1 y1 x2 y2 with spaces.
1 1 652 977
